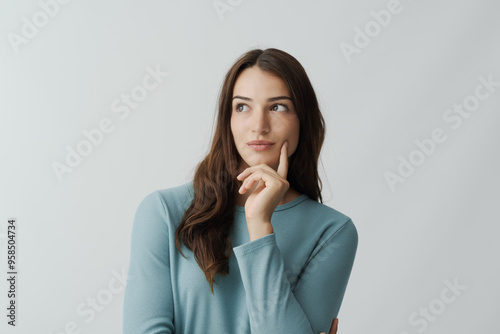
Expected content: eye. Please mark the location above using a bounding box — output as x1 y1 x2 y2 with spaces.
235 104 249 112
271 103 290 112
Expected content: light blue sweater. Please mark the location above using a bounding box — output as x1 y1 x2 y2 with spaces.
123 181 358 333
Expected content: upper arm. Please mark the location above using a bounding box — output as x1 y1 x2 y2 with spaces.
292 219 358 332
123 191 175 334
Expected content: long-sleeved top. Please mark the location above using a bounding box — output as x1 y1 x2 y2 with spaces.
123 181 358 334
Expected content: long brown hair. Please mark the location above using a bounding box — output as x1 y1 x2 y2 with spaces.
175 48 326 293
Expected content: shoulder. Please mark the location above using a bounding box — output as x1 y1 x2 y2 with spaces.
290 197 358 247
135 181 194 225
156 180 194 210
298 199 358 263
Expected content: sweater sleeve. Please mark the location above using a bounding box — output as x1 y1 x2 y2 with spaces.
123 191 175 334
232 219 358 334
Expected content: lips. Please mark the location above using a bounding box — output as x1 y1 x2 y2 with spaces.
247 140 275 151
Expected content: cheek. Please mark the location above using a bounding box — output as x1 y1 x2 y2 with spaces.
230 118 244 146
281 118 299 138
230 117 238 137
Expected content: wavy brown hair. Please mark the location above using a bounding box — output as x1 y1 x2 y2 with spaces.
175 48 326 293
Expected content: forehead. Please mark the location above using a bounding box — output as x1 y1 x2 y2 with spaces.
233 66 290 98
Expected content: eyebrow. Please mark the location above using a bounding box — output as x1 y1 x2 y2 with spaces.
232 95 292 102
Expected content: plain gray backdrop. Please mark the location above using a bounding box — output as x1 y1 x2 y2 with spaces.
1 0 499 333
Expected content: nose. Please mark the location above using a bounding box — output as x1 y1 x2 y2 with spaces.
251 108 270 134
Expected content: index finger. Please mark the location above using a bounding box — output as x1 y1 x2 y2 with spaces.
276 140 288 179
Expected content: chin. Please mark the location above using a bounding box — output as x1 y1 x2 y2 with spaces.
251 158 278 168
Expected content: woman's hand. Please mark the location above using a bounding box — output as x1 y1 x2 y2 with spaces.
236 140 290 241
320 318 338 334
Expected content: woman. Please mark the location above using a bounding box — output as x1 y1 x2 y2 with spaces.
123 48 358 334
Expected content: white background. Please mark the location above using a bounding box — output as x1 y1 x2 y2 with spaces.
1 0 499 333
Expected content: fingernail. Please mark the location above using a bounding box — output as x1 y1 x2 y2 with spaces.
285 141 288 147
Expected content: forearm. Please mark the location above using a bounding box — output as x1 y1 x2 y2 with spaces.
247 220 274 242
233 233 315 333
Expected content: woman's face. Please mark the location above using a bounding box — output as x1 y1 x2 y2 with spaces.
230 66 300 173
